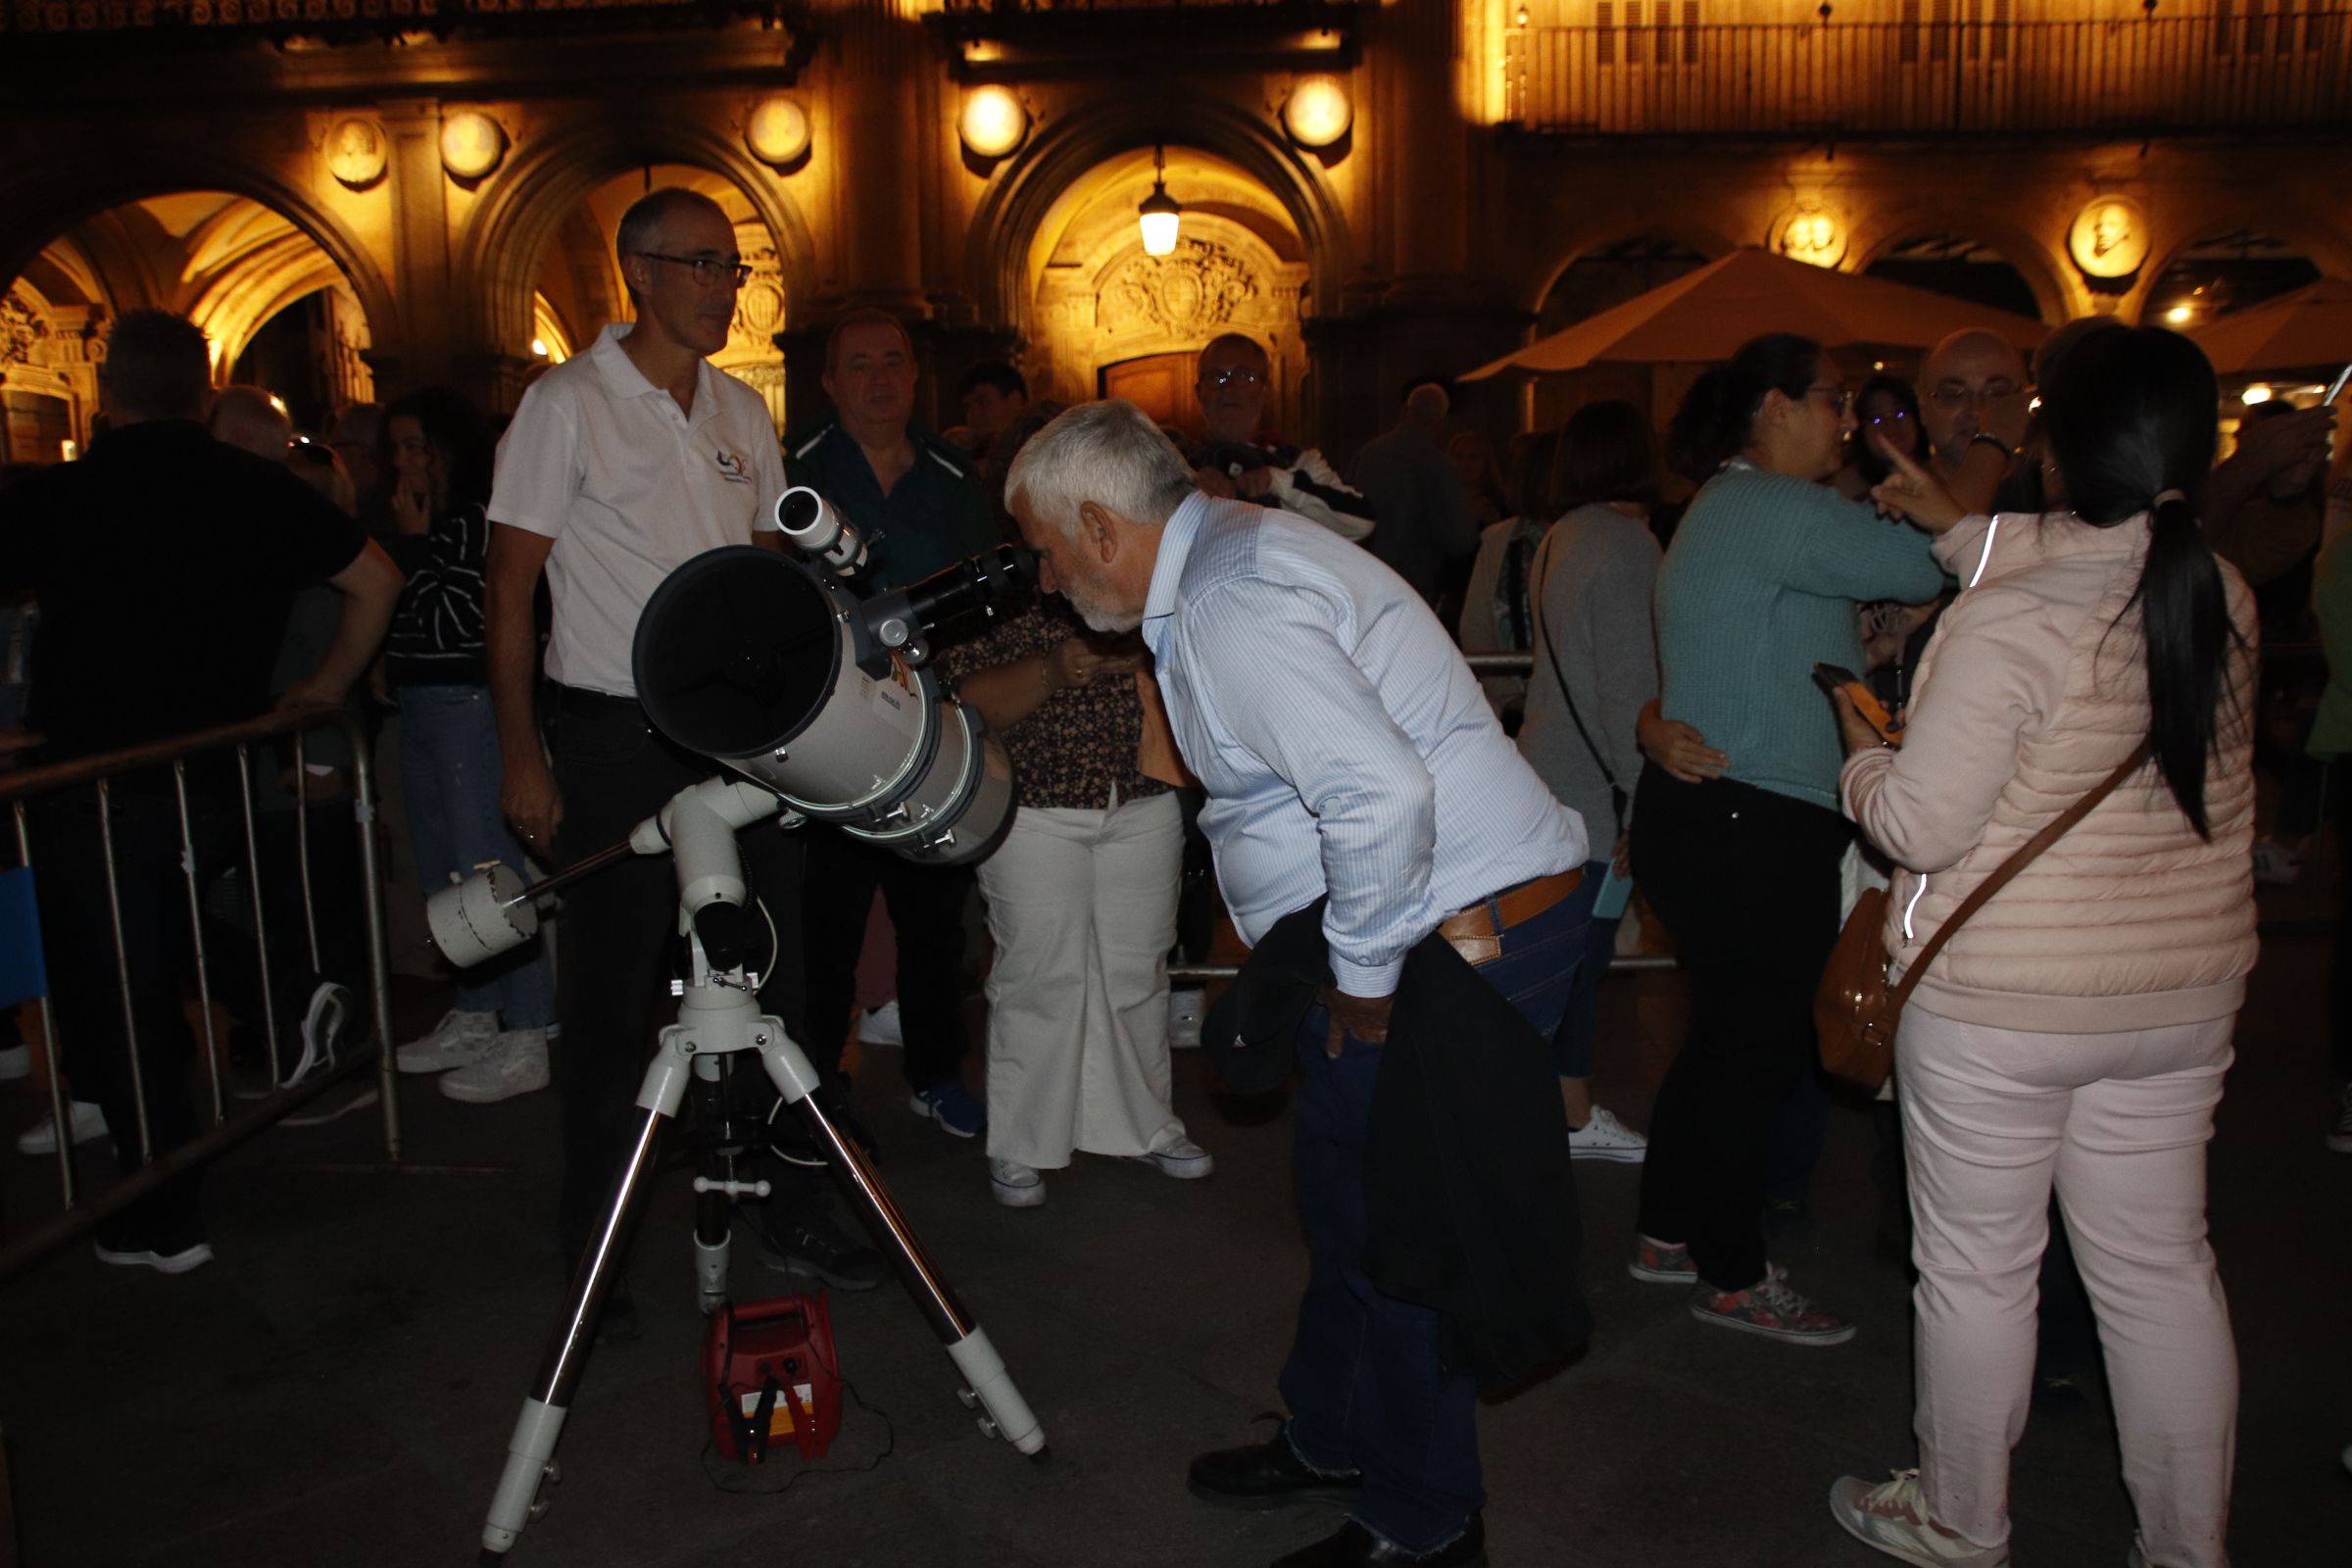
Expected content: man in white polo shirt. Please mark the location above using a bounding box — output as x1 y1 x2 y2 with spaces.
481 188 882 1335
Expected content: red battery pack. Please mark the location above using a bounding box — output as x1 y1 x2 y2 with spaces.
704 1294 844 1463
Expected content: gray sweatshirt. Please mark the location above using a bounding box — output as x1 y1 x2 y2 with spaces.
1515 505 1661 849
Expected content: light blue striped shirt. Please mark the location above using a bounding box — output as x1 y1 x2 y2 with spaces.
1142 493 1588 998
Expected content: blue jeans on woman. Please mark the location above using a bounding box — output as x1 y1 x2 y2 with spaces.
396 683 555 1030
1278 881 1588 1554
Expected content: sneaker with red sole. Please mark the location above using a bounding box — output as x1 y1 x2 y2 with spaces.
1692 1270 1855 1346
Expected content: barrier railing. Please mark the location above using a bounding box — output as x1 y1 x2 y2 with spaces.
0 705 397 1282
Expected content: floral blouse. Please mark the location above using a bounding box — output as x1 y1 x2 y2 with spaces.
938 597 1172 811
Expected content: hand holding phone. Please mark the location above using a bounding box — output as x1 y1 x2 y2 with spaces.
1813 662 1903 747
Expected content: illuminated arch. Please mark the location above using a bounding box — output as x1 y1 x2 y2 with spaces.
1850 214 2067 324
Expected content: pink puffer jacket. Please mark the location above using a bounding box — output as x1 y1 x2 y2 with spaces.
1840 510 2257 1034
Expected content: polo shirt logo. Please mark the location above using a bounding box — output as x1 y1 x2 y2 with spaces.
713 449 750 483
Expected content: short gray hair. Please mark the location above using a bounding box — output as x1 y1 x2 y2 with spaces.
1003 399 1197 539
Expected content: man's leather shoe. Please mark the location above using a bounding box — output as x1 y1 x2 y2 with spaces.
1272 1515 1487 1567
1187 1422 1362 1510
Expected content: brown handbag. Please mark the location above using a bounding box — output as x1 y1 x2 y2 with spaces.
1814 744 2150 1090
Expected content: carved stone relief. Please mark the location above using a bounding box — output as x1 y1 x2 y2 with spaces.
1098 237 1259 341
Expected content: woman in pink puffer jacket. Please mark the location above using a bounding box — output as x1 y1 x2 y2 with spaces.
1824 327 2257 1568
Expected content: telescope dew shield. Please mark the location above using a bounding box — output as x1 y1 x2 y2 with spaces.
425 861 538 967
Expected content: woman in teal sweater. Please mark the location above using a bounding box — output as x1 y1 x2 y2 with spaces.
1627 332 1971 1347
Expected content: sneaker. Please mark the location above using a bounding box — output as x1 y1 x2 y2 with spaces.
1628 1234 1696 1284
291 981 352 1086
760 1208 885 1290
438 1027 551 1104
1567 1105 1647 1162
1692 1271 1855 1346
93 1236 215 1274
989 1156 1046 1207
857 999 904 1048
0 1042 28 1082
395 1008 499 1075
1828 1470 2007 1565
908 1079 986 1139
16 1100 106 1155
2329 1083 2352 1154
1167 988 1204 1049
1130 1136 1214 1180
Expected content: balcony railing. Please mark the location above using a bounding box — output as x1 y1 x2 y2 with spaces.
1502 12 2352 137
0 0 785 38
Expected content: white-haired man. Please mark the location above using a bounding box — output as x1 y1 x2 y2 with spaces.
1004 399 1591 1568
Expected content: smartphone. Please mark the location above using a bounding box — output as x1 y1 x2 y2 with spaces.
2325 364 2352 407
1812 662 1903 746
1592 863 1634 921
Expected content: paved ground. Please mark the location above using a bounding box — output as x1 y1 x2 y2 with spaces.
1 909 2346 1567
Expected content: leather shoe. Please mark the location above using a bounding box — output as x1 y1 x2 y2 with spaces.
1188 1421 1362 1510
1272 1515 1487 1567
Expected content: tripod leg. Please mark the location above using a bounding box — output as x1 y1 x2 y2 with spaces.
754 1028 1048 1458
479 1103 669 1562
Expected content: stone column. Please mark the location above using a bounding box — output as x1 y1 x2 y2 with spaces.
376 99 456 394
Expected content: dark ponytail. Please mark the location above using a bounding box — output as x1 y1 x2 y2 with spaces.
2042 326 2237 838
1666 332 1822 483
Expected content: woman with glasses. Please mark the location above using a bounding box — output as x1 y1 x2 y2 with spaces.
1827 325 2254 1568
1626 333 1979 1346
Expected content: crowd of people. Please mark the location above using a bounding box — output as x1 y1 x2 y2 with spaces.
1 180 2345 1567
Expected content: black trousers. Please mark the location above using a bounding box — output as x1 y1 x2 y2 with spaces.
798 827 972 1094
1630 764 1850 1291
546 690 805 1261
30 782 241 1248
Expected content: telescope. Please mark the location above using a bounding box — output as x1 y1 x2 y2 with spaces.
627 485 1025 865
432 504 1045 1562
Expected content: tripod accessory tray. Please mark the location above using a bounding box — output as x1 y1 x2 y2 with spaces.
706 1294 845 1463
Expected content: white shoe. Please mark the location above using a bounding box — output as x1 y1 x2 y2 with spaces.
93 1237 215 1275
1828 1471 2008 1565
1131 1136 1213 1180
17 1100 106 1155
1167 988 1204 1049
438 1027 550 1103
857 999 904 1048
1567 1104 1648 1163
291 982 352 1086
395 1008 498 1075
989 1157 1045 1208
0 1042 29 1082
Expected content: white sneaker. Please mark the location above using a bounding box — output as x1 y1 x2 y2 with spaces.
290 982 352 1086
438 1027 550 1103
1568 1104 1648 1163
0 1042 29 1082
1167 988 1204 1049
93 1237 215 1275
1131 1136 1214 1180
857 999 904 1048
1828 1471 2008 1565
989 1156 1045 1208
395 1008 498 1075
17 1100 106 1155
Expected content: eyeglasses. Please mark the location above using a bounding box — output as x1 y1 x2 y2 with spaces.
1198 368 1265 390
634 252 754 288
1807 384 1854 414
1928 382 2020 411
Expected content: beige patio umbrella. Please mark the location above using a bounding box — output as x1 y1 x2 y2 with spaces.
1461 247 2048 380
2183 276 2352 376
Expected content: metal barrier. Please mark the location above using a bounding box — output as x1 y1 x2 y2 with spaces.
0 705 397 1281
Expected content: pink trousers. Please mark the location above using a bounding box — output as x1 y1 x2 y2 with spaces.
1896 1004 2238 1567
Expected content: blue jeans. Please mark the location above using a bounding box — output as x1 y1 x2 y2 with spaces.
1278 884 1587 1552
396 684 555 1030
1545 858 1619 1080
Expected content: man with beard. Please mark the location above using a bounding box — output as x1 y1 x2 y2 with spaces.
486 189 881 1335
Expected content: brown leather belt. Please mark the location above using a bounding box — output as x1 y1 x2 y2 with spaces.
1434 865 1585 966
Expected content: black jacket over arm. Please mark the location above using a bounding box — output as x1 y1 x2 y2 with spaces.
1204 901 1592 1391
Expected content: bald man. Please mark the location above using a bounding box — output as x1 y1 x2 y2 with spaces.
209 384 292 462
1918 330 2029 480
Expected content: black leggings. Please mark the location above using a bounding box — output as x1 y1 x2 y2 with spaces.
1630 764 1850 1291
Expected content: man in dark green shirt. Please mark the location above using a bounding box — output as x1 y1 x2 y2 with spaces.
783 309 997 1139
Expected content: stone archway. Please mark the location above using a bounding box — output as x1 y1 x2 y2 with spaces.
455 118 816 416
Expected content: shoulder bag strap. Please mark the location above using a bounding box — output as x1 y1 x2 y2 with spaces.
1886 742 2152 1011
1529 523 1621 796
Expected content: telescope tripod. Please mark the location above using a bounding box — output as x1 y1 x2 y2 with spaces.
473 781 1046 1563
